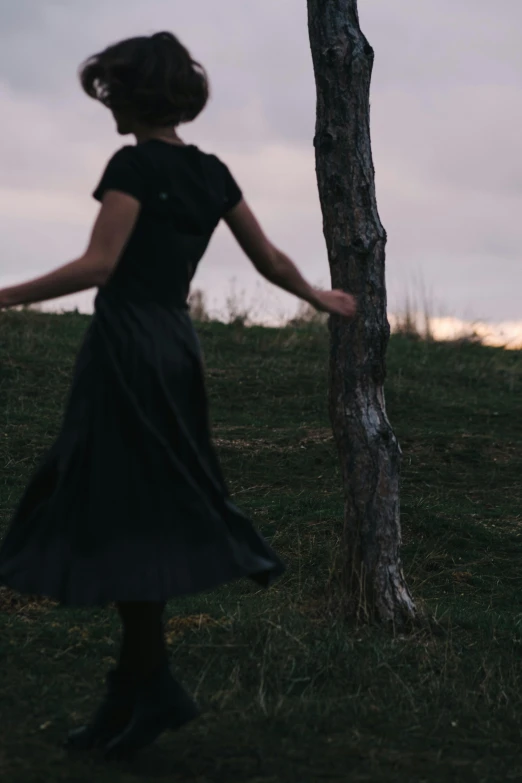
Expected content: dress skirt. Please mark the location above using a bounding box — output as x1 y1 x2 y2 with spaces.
0 289 285 606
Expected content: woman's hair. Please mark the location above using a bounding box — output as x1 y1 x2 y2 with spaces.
79 31 209 127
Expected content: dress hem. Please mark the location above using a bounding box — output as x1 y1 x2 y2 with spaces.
0 561 286 608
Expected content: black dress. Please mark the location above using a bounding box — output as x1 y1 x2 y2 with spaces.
0 139 285 607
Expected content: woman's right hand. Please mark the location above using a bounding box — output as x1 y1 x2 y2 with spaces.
310 289 357 319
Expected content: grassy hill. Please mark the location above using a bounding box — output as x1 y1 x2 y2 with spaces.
1 309 522 782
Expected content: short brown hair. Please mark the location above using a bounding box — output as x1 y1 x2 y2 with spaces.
79 31 209 126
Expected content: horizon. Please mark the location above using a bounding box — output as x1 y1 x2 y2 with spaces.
6 282 522 351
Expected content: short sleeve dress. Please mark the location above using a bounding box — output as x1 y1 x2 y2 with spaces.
0 139 286 606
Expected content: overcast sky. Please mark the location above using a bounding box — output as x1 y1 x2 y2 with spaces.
0 0 520 323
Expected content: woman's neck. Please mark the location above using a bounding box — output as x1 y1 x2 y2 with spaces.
134 125 186 146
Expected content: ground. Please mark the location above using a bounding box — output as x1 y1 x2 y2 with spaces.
1 310 521 782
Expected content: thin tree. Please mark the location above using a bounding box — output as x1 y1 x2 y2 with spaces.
307 0 416 625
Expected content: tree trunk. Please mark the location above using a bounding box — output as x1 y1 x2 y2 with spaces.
306 0 416 625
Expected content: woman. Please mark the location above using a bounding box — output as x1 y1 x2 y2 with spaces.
0 31 356 760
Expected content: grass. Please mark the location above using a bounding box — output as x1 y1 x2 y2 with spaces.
1 308 522 782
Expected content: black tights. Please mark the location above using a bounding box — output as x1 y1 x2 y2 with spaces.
115 601 168 680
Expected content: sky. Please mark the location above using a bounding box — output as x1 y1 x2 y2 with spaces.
0 0 520 325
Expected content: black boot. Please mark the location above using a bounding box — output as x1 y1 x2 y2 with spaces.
104 661 201 761
65 668 139 750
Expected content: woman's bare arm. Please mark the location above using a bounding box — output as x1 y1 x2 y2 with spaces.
0 191 140 309
224 198 356 318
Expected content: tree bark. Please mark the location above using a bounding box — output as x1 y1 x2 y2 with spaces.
307 0 416 625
